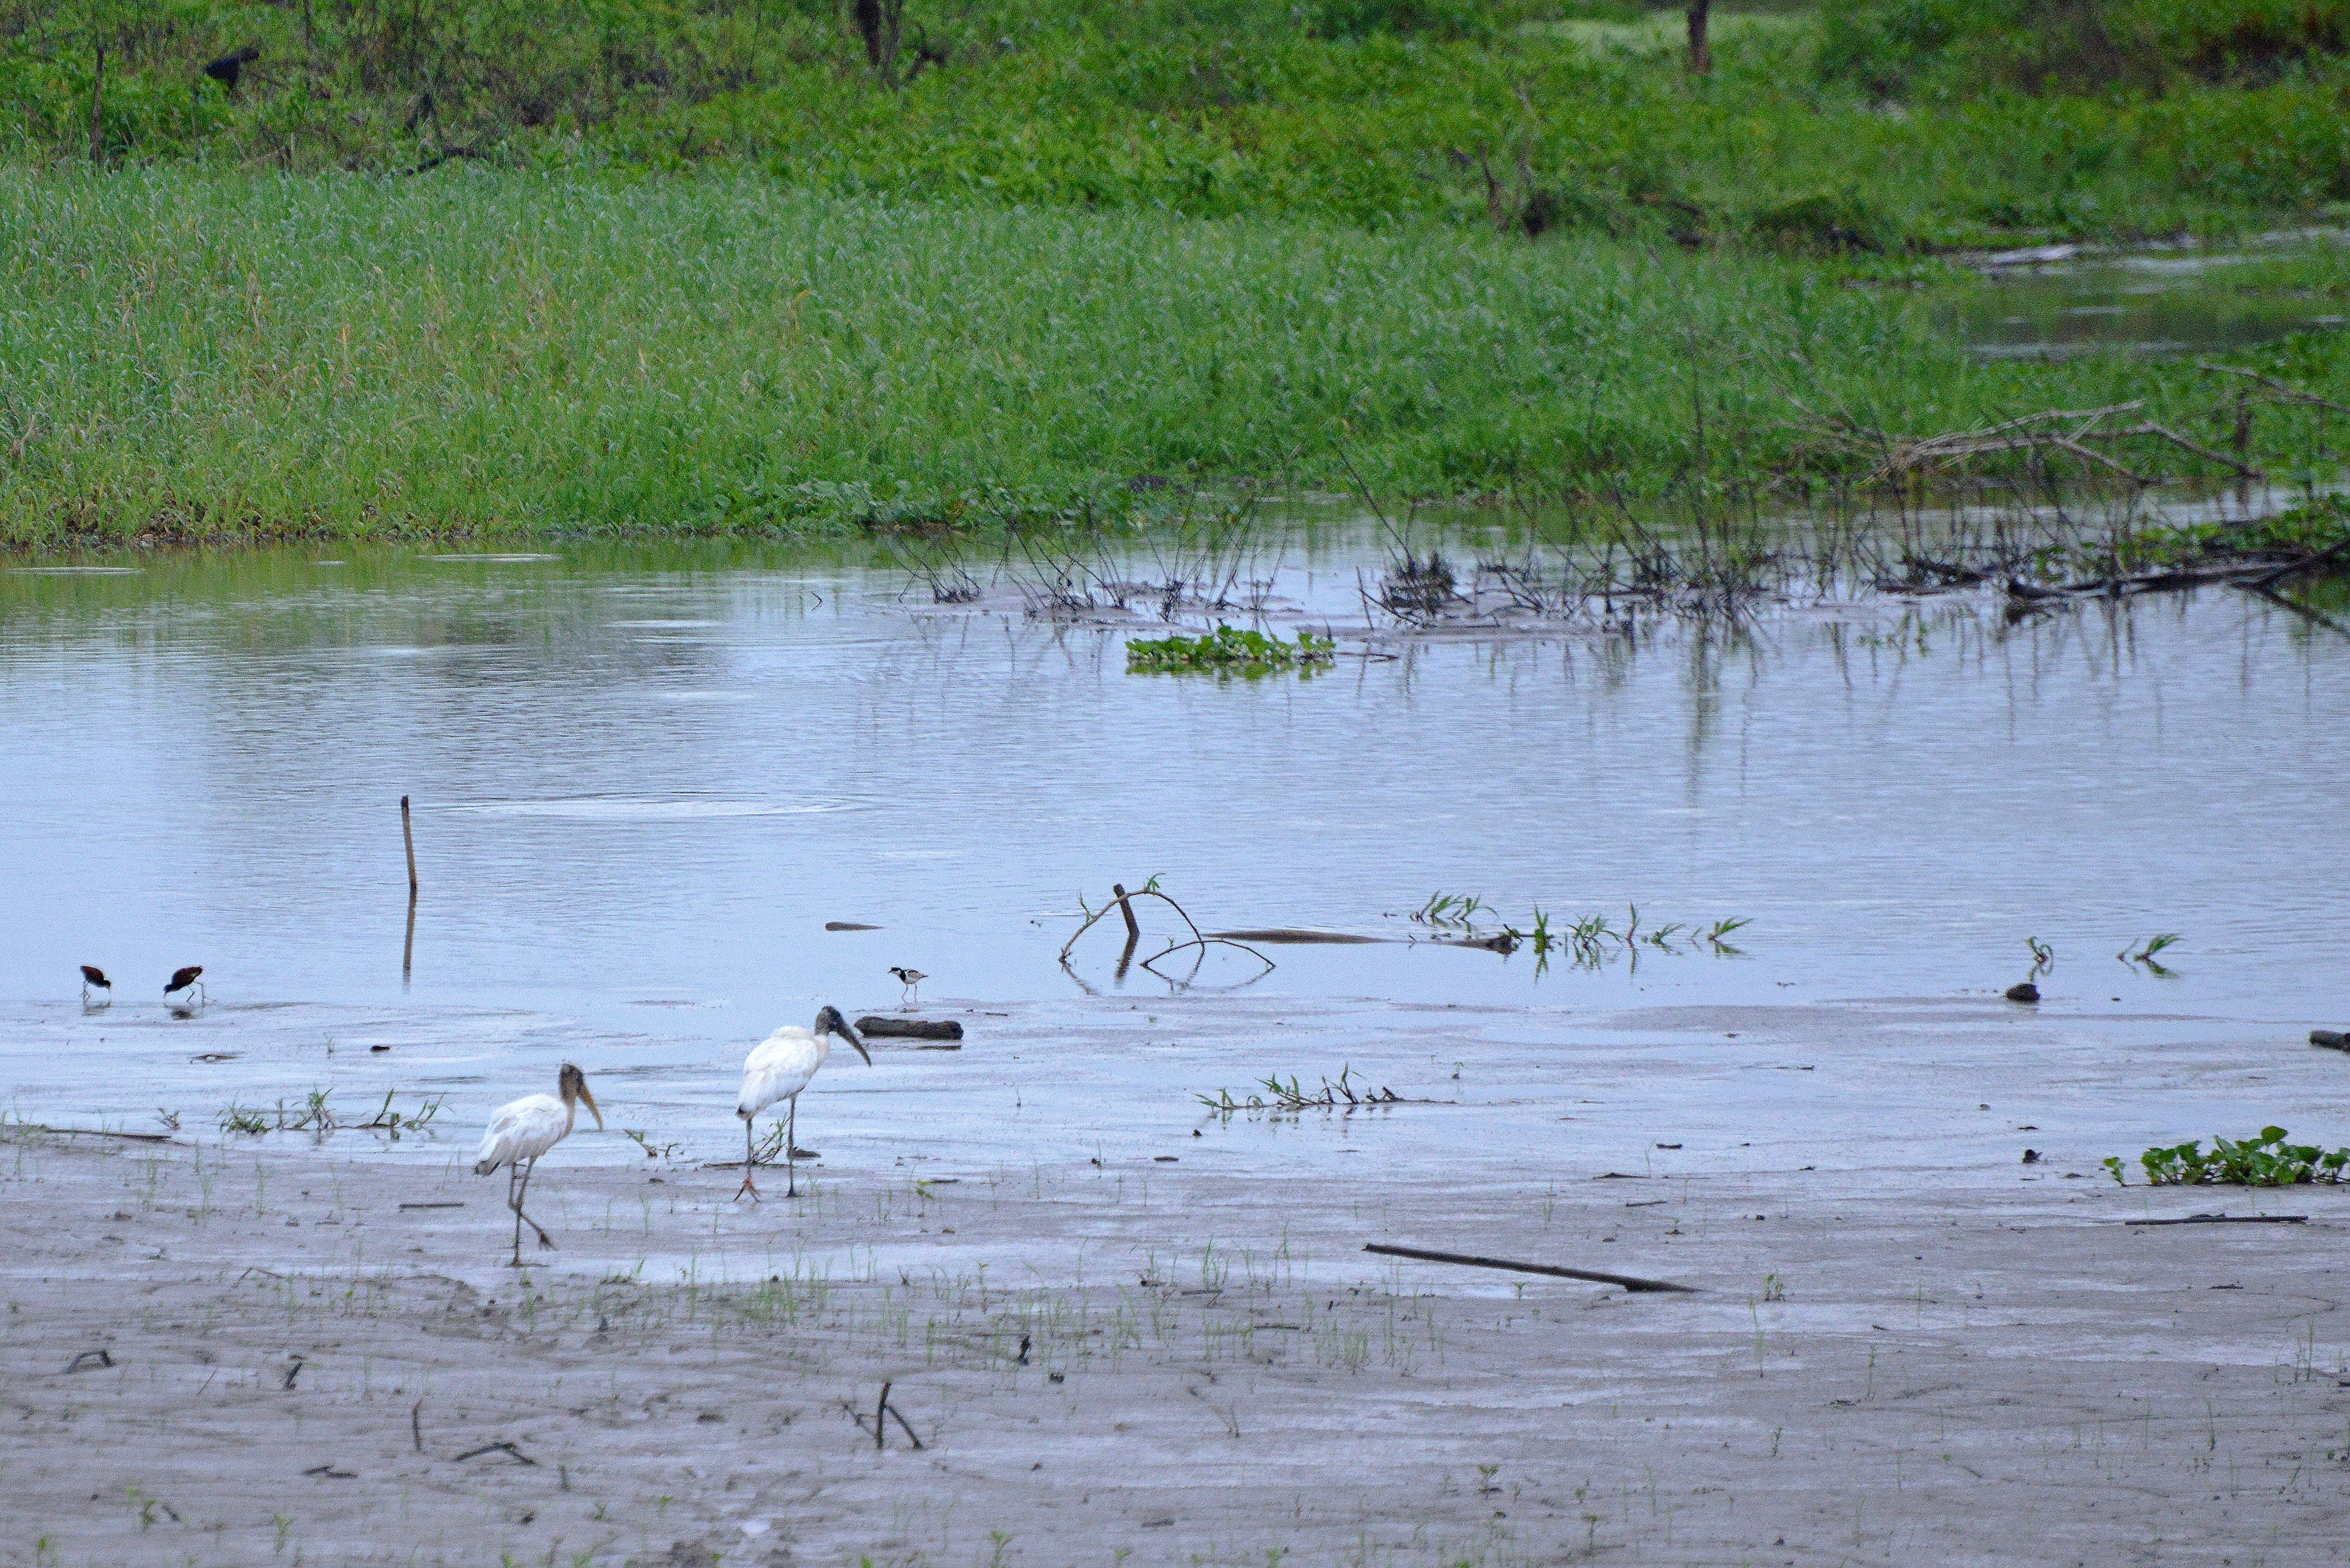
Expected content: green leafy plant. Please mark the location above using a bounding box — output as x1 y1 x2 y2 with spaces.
1198 1064 1405 1116
2105 1126 2350 1186
1125 624 1335 675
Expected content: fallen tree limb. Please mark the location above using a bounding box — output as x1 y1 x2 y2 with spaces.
2121 1213 2307 1225
2196 361 2350 415
1364 1241 1698 1293
1796 399 2263 484
855 1016 964 1040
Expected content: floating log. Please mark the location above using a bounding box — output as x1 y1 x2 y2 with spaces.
825 921 881 931
2311 1029 2348 1050
1364 1241 1697 1293
856 1016 963 1040
2005 982 2041 1003
2124 1213 2306 1226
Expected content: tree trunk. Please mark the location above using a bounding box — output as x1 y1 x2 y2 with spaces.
1686 0 1712 76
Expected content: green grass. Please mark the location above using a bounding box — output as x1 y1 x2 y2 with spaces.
3 166 2346 544
9 2 2350 248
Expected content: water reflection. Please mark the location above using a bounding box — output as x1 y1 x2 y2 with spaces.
1 529 2345 1127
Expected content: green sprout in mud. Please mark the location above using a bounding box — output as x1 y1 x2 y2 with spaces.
1197 1065 1403 1117
1125 624 1334 675
217 1089 444 1140
1413 891 1494 928
621 1129 682 1161
2118 933 2183 975
2104 1127 2350 1187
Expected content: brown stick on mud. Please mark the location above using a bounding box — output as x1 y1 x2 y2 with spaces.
2122 1213 2307 1226
1365 1242 1699 1294
401 796 419 898
874 1382 890 1450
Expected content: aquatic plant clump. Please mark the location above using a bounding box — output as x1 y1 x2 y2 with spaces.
1125 624 1335 675
2104 1127 2350 1187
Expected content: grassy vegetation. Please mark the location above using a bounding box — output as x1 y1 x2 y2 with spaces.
1 2 2346 542
5 167 2347 545
1125 624 1335 673
9 1 2350 246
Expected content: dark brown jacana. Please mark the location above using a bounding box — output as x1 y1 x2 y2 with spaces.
80 965 111 1003
164 965 207 1004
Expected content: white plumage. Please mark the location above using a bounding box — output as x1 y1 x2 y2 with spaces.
473 1094 575 1174
474 1063 600 1265
735 1005 869 1200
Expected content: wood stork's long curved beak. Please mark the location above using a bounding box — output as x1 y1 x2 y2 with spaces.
579 1085 603 1130
845 1027 872 1067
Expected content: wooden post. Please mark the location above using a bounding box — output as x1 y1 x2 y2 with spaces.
400 795 419 898
1685 0 1712 76
1111 884 1141 943
89 45 106 164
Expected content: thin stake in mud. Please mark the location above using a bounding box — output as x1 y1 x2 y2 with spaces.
401 795 418 983
472 1064 601 1266
1112 883 1142 979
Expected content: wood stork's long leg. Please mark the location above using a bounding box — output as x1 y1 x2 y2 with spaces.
735 1114 760 1202
786 1097 798 1198
511 1156 555 1257
506 1164 524 1267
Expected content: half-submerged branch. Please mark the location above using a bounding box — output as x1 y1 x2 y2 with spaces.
1365 1242 1699 1294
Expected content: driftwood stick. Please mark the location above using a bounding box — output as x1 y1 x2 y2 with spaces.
411 1399 424 1453
401 795 419 898
454 1440 536 1465
1364 1242 1698 1294
874 1382 890 1451
1112 884 1142 943
2122 1213 2307 1226
2196 360 2350 415
3 1123 174 1143
885 1396 924 1449
1058 886 1271 969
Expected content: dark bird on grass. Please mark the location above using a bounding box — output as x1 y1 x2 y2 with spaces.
735 1007 869 1201
474 1064 601 1267
202 45 261 96
887 966 926 1010
164 965 207 1005
80 965 111 1005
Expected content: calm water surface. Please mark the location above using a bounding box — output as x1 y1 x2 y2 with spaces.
2 530 2344 1148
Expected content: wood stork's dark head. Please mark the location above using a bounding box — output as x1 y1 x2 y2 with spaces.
815 1006 872 1065
558 1062 603 1129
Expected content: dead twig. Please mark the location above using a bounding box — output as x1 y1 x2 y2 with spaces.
63 1349 113 1374
1059 884 1272 976
1797 400 2263 484
2195 361 2350 415
453 1440 537 1465
1364 1242 1699 1294
2122 1213 2307 1225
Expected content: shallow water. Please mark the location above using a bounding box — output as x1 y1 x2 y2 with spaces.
2 529 2345 1156
1944 240 2348 359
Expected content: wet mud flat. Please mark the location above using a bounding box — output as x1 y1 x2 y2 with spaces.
6 999 2350 1568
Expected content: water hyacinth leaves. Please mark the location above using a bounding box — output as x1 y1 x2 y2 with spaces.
2103 1127 2350 1187
1125 624 1335 675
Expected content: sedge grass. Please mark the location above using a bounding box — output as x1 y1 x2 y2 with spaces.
1 166 2346 546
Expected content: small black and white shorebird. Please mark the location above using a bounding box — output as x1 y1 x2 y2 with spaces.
887 966 927 1010
164 965 207 1006
80 966 111 1006
735 1006 870 1200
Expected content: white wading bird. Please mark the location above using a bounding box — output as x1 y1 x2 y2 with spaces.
473 1063 601 1266
736 1006 870 1201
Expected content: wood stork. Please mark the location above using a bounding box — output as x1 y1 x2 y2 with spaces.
887 967 927 1010
473 1063 602 1266
736 1006 870 1200
79 965 111 1006
164 965 206 1005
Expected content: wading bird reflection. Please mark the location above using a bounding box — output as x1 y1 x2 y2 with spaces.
164 966 206 1006
473 1064 601 1267
887 966 926 1010
80 966 111 1006
736 1006 869 1201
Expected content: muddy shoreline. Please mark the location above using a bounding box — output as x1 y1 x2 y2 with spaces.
6 999 2347 1567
